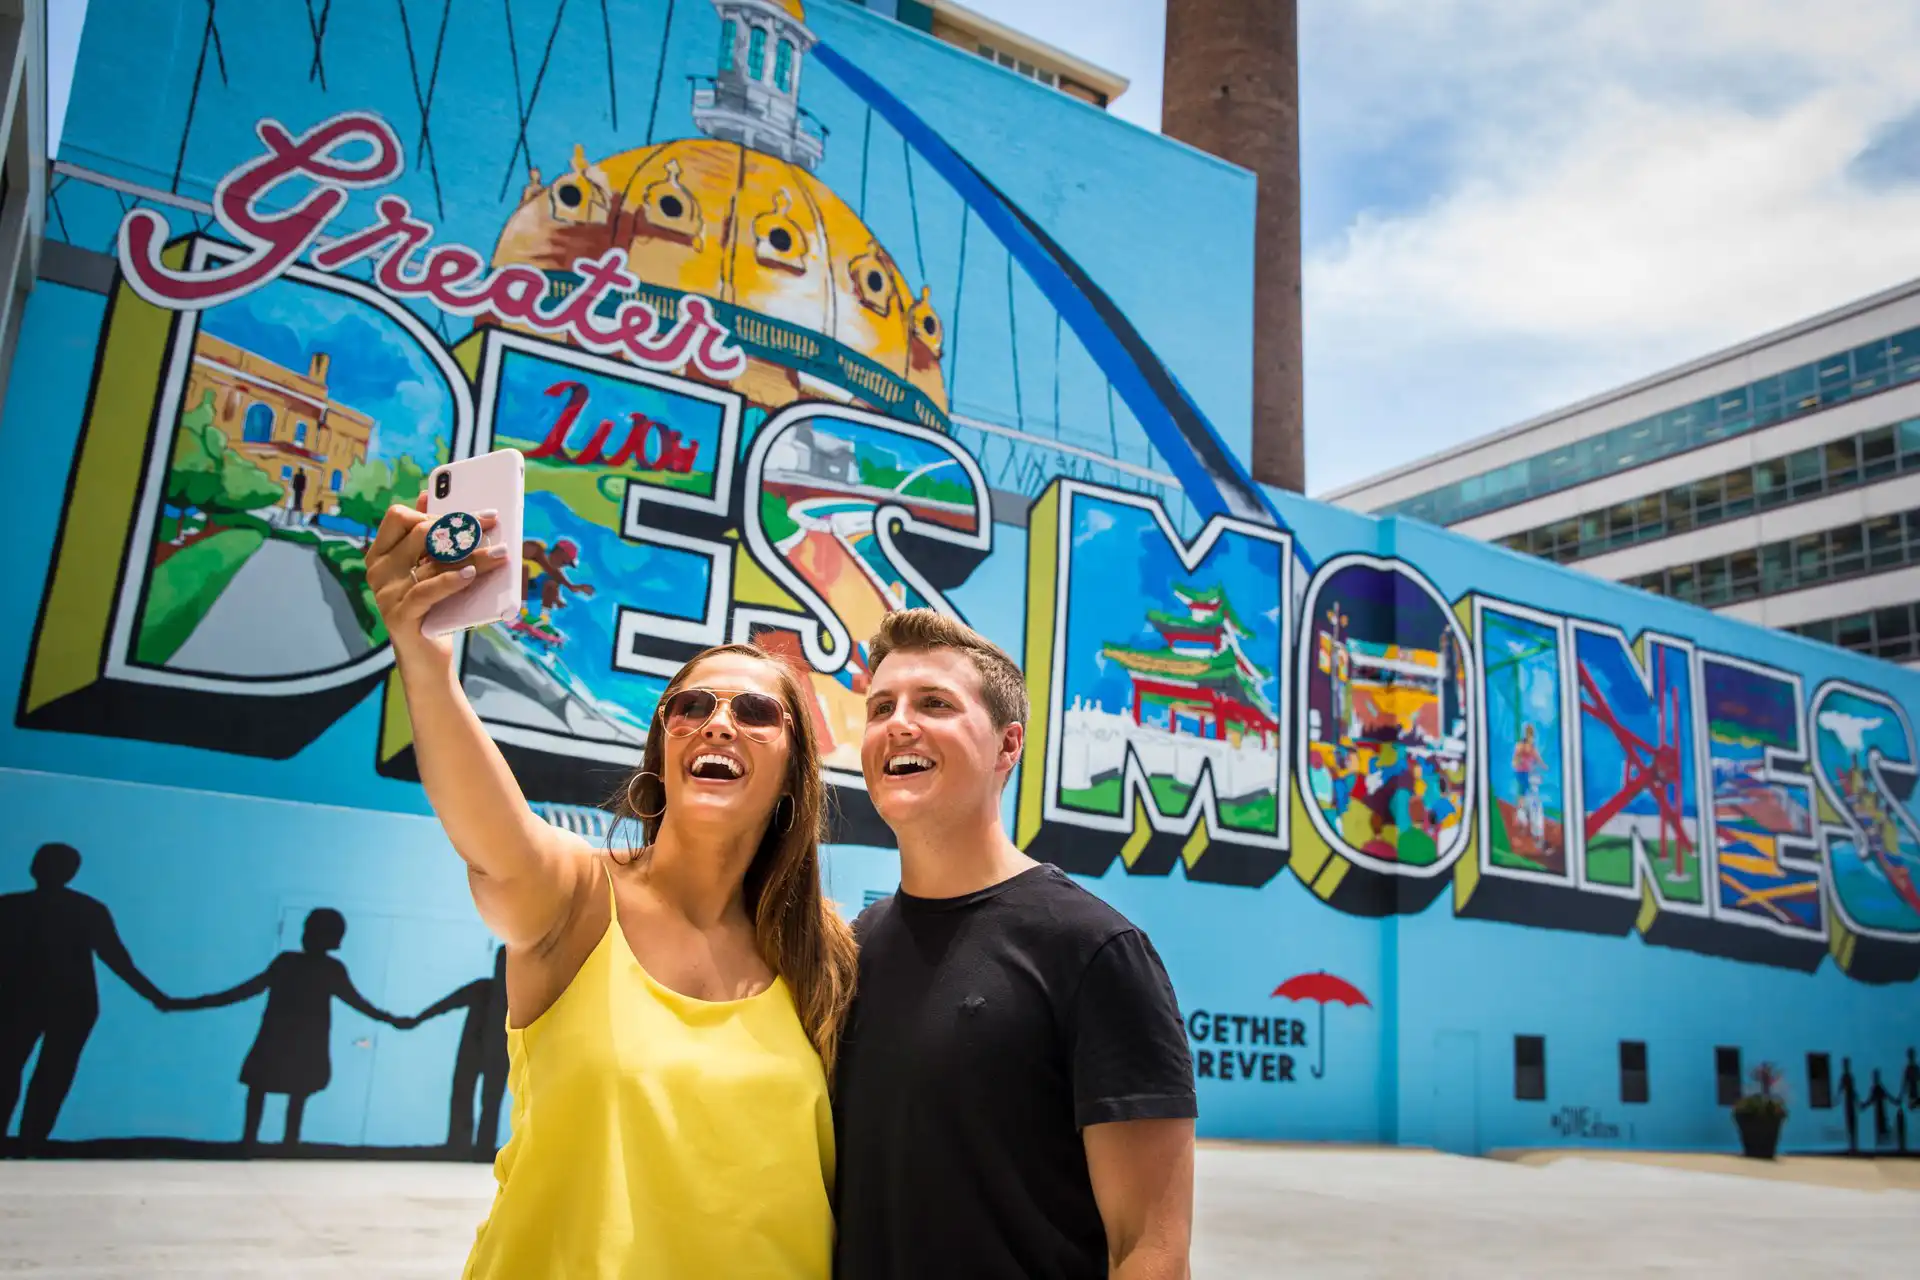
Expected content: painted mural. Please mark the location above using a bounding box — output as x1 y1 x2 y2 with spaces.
8 0 1920 1160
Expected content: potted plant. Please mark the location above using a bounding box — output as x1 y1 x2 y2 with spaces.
1732 1061 1788 1159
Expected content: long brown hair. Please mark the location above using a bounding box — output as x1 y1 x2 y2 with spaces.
612 643 858 1075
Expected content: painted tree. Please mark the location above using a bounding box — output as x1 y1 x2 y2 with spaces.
164 392 224 544
336 459 394 542
164 391 283 536
211 447 284 517
389 454 427 508
335 454 430 546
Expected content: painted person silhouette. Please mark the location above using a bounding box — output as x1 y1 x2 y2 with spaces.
1840 1058 1861 1151
1862 1069 1895 1148
173 908 406 1146
1903 1048 1920 1111
0 843 174 1147
410 946 510 1158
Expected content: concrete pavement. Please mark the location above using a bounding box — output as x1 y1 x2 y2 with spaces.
1 1146 1915 1276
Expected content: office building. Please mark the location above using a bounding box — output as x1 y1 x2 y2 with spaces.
860 0 1127 107
1323 279 1920 666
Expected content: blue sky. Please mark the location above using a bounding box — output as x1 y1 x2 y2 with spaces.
1483 610 1565 800
51 0 1920 494
199 278 455 468
1062 495 1285 720
927 0 1920 494
1576 631 1700 820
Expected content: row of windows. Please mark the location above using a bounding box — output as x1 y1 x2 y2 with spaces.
1513 1036 1839 1109
1381 325 1920 527
719 20 799 93
1788 602 1920 664
977 43 1059 87
1497 417 1920 564
1618 507 1920 608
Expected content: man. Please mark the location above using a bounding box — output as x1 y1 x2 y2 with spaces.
834 609 1196 1279
408 945 511 1159
0 842 174 1148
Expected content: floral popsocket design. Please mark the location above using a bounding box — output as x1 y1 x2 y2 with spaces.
425 511 483 564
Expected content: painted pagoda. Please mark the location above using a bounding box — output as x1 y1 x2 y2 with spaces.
1101 584 1279 748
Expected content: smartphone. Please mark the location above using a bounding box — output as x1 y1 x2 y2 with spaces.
421 448 525 638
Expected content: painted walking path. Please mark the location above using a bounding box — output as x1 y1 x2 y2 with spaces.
170 540 369 675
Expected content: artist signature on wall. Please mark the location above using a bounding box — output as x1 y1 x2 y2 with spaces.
1549 1105 1630 1141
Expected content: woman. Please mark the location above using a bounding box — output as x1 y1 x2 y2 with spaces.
366 497 857 1279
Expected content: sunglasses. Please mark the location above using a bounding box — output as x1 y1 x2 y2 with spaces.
659 688 789 743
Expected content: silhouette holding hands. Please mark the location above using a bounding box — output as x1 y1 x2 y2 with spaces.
1861 1068 1895 1149
408 946 510 1159
173 908 405 1146
1839 1058 1861 1152
0 842 175 1148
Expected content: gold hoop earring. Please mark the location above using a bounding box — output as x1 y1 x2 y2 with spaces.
626 770 665 821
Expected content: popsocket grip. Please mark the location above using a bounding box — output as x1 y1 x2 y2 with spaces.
425 511 483 564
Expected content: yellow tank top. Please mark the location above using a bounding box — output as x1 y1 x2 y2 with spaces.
463 866 835 1279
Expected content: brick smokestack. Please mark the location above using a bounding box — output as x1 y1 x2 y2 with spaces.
1161 0 1304 492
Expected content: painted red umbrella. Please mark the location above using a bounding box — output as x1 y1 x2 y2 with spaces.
1272 972 1371 1078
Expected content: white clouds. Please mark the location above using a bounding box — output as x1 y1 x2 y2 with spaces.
1074 508 1115 547
1819 709 1883 754
1303 0 1920 491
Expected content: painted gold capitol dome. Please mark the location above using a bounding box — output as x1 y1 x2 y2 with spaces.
489 0 949 427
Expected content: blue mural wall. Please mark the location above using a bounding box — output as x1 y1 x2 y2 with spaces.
5 0 1918 1163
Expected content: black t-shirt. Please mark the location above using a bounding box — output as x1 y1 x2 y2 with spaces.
832 863 1197 1280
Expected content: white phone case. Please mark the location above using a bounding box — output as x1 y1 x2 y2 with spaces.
421 448 525 638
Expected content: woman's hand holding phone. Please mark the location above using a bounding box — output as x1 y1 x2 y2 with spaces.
367 493 509 670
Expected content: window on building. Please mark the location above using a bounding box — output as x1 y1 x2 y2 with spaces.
1666 563 1696 604
1727 549 1760 602
719 19 737 72
1826 437 1861 489
1836 610 1874 654
1868 515 1905 570
974 41 1069 92
294 422 308 447
1792 605 1920 661
1863 425 1899 479
1792 531 1828 587
775 38 795 91
1874 606 1914 659
748 26 768 80
1807 1053 1833 1109
242 402 275 444
330 469 343 492
280 464 293 479
1380 329 1920 527
1715 1046 1742 1106
1514 1035 1546 1101
1620 1040 1649 1104
1697 556 1731 606
1901 419 1920 470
